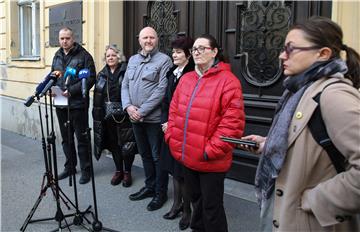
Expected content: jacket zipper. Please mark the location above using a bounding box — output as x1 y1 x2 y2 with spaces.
181 76 203 161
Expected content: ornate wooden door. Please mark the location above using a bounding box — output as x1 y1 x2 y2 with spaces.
124 1 332 184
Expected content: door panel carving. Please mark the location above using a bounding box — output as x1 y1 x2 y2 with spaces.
144 1 178 56
124 0 332 184
236 1 291 87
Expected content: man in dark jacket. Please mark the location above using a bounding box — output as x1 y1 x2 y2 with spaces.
51 27 96 184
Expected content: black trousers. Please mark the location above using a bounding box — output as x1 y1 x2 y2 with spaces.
56 108 90 172
183 167 228 232
104 118 134 172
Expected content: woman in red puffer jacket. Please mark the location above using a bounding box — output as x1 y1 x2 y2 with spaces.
165 34 245 232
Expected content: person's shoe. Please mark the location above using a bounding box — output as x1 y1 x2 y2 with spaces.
179 213 191 230
163 203 183 220
129 187 155 201
57 169 76 180
110 171 123 186
147 193 168 211
122 171 132 187
79 171 91 184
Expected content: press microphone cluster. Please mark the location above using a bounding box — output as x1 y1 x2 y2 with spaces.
24 72 61 107
24 67 89 107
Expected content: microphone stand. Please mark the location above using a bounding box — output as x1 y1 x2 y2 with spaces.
48 89 75 227
44 96 52 175
82 86 118 232
64 79 93 229
46 91 65 228
20 90 76 231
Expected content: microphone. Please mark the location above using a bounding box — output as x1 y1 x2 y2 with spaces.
24 72 59 107
35 73 54 96
78 68 90 98
24 95 36 107
39 73 60 97
63 67 77 86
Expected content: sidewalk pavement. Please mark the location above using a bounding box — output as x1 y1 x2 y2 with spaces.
1 129 260 231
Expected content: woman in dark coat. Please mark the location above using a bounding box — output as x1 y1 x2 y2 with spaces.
93 45 137 187
160 37 194 230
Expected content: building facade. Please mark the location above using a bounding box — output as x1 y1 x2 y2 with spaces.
1 0 359 183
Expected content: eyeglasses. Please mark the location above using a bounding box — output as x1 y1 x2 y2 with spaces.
281 44 320 56
190 46 212 54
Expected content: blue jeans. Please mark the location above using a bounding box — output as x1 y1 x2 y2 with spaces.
132 122 168 194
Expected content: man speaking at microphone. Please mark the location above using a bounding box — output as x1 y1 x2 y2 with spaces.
51 27 96 184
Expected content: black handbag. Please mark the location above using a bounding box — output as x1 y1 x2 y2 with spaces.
104 101 124 119
104 82 126 123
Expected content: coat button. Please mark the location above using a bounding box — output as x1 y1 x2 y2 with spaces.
273 220 279 228
335 215 345 222
276 189 283 197
295 111 303 119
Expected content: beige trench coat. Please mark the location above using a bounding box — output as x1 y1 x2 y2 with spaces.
272 76 360 231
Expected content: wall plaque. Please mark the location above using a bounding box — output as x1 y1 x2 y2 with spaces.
49 2 83 47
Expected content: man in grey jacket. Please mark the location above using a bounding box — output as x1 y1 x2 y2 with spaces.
122 26 172 211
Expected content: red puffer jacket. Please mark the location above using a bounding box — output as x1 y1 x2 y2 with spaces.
165 62 245 172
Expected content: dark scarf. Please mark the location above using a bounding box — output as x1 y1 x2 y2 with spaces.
255 58 348 209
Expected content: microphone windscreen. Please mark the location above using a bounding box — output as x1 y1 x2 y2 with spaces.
35 73 55 94
64 67 77 79
78 68 90 79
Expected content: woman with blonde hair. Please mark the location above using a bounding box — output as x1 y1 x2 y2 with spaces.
93 45 137 187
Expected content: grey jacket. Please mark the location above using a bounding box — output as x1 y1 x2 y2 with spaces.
121 49 172 123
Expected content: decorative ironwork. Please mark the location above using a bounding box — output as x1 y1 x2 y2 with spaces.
236 1 291 87
144 1 178 56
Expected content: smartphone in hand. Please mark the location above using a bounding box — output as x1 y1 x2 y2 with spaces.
220 136 259 148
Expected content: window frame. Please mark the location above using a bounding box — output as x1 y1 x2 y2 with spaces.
16 0 40 59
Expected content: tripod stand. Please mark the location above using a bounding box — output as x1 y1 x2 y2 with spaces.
20 92 89 231
20 90 94 231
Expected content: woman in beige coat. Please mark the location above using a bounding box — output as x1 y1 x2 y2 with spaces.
240 16 360 231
